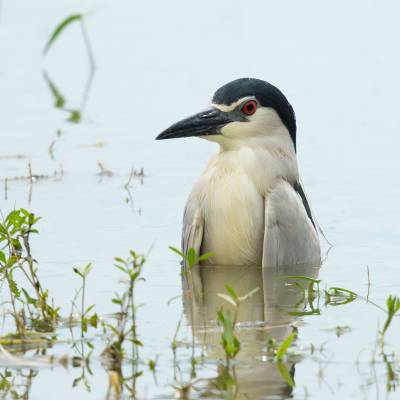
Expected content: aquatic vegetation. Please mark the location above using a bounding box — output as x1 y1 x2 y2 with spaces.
0 209 399 399
0 209 59 336
209 364 239 400
43 13 95 69
0 368 37 399
42 70 95 124
217 308 240 362
381 295 400 337
169 246 214 270
217 285 259 364
265 332 297 388
285 275 358 316
102 251 145 373
324 287 357 306
71 263 98 335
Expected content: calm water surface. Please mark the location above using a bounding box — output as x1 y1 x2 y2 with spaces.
1 1 400 398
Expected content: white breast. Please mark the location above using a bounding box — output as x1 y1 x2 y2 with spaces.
191 149 266 265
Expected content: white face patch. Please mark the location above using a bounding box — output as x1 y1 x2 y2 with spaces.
220 106 288 139
212 96 255 113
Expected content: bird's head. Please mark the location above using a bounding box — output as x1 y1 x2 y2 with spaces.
156 78 296 151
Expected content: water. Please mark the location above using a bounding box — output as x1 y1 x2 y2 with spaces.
1 0 400 398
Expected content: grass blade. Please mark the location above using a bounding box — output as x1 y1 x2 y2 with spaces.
43 14 82 54
276 332 296 360
168 246 184 258
277 362 295 387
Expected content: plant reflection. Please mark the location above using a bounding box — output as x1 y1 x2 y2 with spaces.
43 69 95 124
0 368 37 399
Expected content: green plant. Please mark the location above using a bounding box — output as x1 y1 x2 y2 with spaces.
381 295 400 337
382 351 400 392
68 264 97 392
217 309 240 362
0 369 37 399
0 209 59 335
211 364 238 400
43 13 95 69
100 251 146 397
43 70 95 124
72 263 98 335
102 251 145 370
324 287 357 306
169 246 213 270
286 276 358 316
217 285 259 365
266 332 297 388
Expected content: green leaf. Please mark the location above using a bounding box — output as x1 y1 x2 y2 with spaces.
9 278 20 299
88 313 98 328
169 246 184 258
133 371 143 378
67 110 81 123
187 248 196 268
276 361 295 387
217 309 240 358
130 338 143 346
83 263 92 277
148 358 157 371
225 285 239 304
82 318 88 333
114 264 128 275
6 255 18 268
276 332 296 360
43 14 83 55
21 288 38 306
0 251 6 264
197 252 214 262
72 267 83 278
328 287 357 297
129 249 138 258
85 304 95 315
382 295 400 335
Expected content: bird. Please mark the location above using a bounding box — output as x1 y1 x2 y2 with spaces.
156 78 320 268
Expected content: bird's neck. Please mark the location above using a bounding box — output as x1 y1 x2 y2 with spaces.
205 135 299 193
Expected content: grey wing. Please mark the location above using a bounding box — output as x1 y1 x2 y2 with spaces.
182 201 204 266
263 180 321 268
181 200 204 302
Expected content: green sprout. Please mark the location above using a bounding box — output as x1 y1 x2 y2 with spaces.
72 263 98 335
266 332 297 388
169 246 213 270
102 251 145 375
381 295 400 337
217 285 259 365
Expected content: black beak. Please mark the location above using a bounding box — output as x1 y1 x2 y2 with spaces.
156 108 231 140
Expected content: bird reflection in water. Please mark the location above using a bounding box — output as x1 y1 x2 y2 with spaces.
181 262 320 399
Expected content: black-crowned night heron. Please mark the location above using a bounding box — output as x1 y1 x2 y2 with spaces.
156 78 320 267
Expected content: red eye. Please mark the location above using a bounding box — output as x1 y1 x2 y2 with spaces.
241 100 257 116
